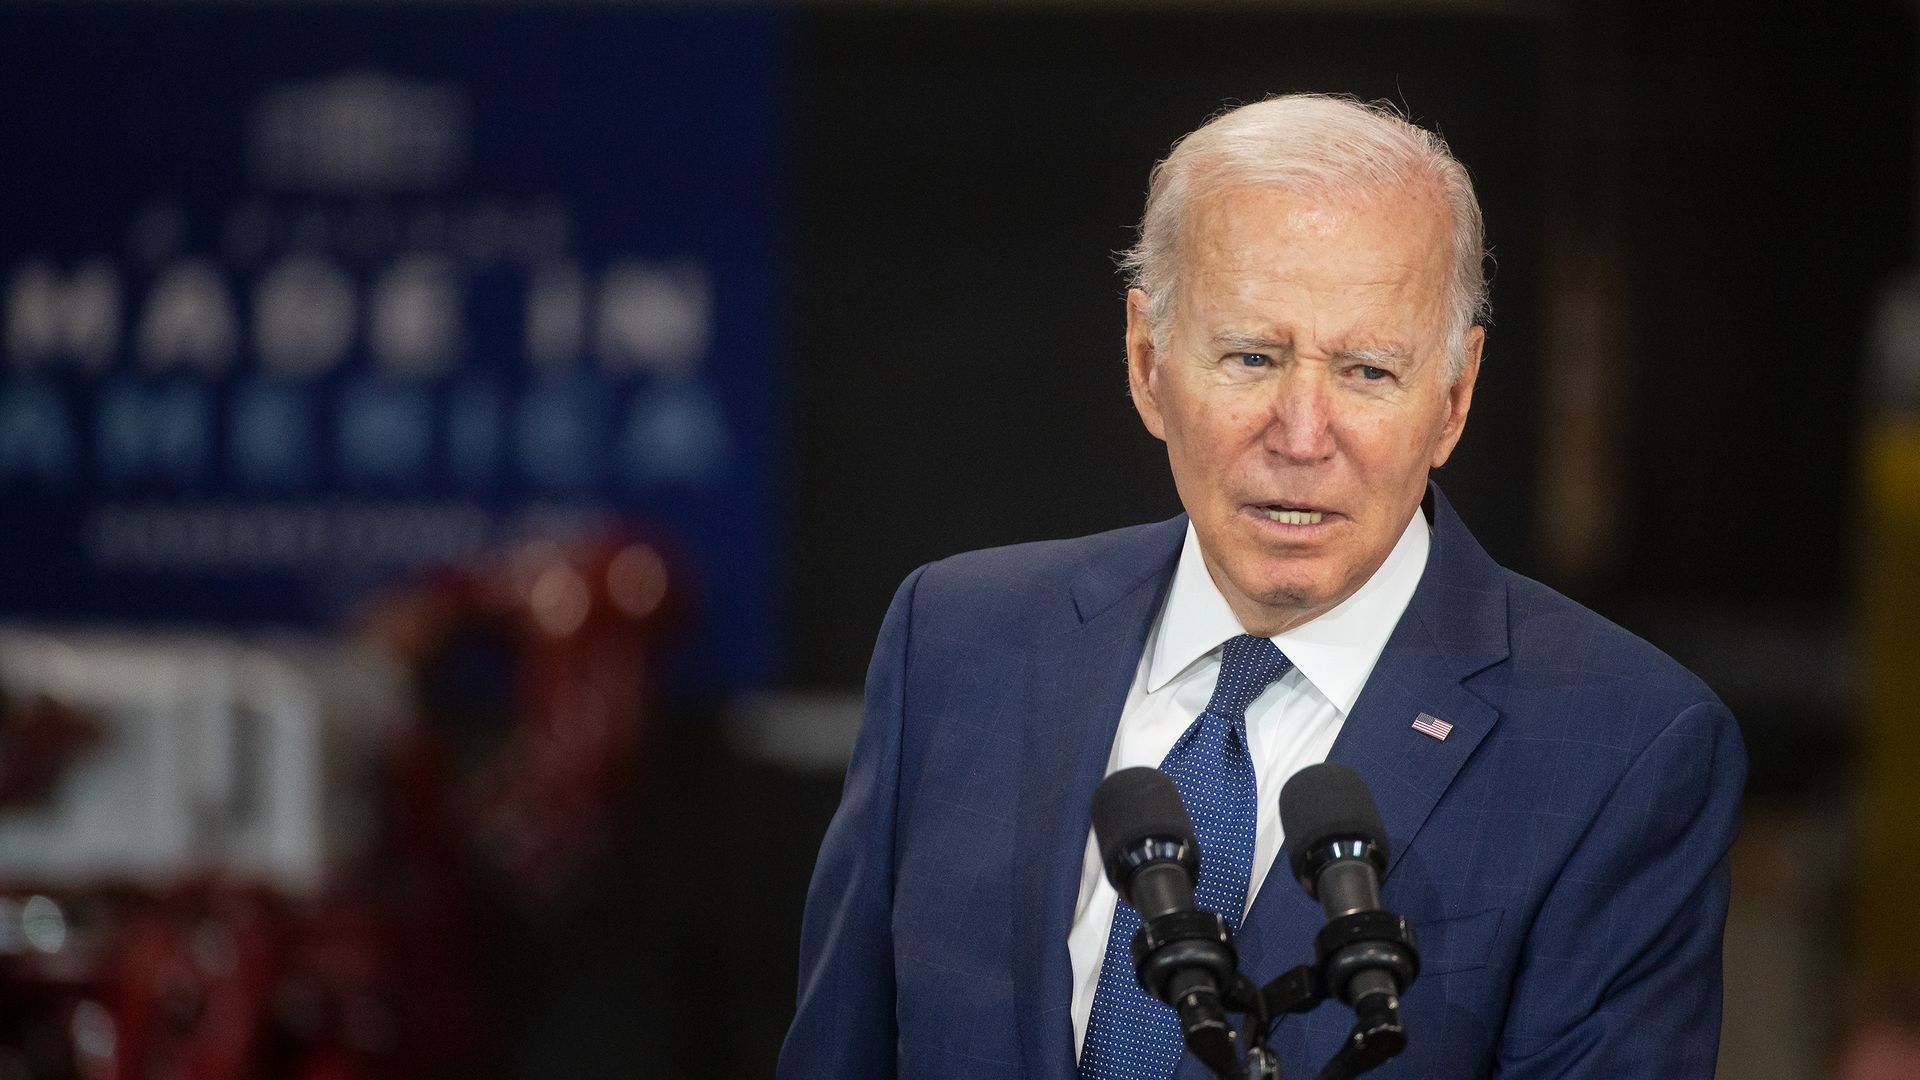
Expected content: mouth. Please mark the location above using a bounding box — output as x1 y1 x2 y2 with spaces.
1255 502 1331 526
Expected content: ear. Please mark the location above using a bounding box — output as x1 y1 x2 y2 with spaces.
1429 325 1482 468
1126 288 1167 442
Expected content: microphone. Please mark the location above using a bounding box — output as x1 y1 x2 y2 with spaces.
1090 767 1239 1073
1280 763 1417 1030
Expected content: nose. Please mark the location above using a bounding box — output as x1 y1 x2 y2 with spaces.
1261 370 1336 462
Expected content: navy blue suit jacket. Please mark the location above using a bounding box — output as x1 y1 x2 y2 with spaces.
781 487 1745 1078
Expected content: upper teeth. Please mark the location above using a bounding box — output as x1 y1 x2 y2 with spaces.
1266 509 1324 525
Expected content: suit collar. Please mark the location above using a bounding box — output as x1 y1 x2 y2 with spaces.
1399 482 1510 683
1066 515 1189 624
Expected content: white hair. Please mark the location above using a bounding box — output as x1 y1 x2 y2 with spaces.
1120 94 1490 379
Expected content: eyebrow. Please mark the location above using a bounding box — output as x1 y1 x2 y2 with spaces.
1209 332 1412 367
1210 331 1292 353
1332 344 1412 366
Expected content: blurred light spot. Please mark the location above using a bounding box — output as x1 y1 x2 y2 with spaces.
70 1000 115 1069
607 544 668 619
22 895 66 954
530 564 590 637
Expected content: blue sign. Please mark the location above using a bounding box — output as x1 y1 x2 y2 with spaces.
0 8 787 690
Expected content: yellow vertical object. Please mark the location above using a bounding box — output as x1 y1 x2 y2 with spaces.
1859 418 1920 973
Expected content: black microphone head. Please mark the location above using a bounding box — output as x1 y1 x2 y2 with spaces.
1281 762 1388 887
1091 767 1197 894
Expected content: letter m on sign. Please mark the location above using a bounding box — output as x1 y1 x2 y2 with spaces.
7 259 120 371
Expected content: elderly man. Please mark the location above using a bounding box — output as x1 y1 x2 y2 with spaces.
780 95 1744 1080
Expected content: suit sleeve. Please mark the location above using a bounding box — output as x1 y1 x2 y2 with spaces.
777 565 926 1080
1494 698 1747 1078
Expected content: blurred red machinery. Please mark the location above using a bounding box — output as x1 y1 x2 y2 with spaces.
0 532 683 1080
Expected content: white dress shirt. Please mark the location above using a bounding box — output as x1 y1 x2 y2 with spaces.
1067 508 1432 1056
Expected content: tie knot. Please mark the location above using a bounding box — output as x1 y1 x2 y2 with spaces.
1206 634 1293 719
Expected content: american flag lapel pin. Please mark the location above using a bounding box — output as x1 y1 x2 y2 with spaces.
1412 712 1453 741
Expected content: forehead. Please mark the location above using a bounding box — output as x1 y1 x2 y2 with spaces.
1176 182 1452 333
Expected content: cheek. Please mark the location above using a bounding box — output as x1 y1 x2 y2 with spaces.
1340 402 1448 473
1167 397 1264 458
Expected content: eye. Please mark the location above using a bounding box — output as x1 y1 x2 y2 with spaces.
1234 353 1271 368
1355 365 1390 381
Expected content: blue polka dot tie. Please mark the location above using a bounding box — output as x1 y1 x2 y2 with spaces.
1078 634 1293 1080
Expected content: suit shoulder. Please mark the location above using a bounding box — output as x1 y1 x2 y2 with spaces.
922 518 1177 587
902 518 1181 633
1496 568 1727 717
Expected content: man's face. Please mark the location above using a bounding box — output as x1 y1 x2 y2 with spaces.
1127 182 1482 636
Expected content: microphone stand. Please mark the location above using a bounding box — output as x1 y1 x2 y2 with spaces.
1142 908 1419 1080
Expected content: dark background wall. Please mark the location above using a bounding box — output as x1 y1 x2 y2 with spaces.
1617 0 1912 608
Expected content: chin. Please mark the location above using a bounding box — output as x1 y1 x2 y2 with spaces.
1228 551 1332 598
1230 570 1343 622
1253 583 1336 615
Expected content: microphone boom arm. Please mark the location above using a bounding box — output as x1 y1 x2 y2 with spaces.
1206 905 1419 1080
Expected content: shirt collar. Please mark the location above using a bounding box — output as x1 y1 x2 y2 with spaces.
1146 508 1431 714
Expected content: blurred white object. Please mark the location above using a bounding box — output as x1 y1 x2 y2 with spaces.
0 628 405 893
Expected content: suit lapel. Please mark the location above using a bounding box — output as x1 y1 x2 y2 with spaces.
1013 517 1185 1080
1234 485 1509 979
